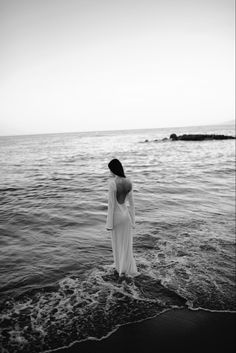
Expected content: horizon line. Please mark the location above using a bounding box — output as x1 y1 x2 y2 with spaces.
0 121 235 138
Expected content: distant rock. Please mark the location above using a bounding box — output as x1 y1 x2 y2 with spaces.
169 133 235 141
170 134 178 140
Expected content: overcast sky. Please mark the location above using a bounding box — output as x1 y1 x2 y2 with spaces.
0 0 235 136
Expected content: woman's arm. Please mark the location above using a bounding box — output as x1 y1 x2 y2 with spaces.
127 188 135 228
106 180 115 230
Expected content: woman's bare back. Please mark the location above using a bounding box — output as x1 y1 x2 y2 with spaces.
114 177 132 204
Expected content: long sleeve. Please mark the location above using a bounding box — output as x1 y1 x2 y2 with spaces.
127 189 135 228
106 180 115 230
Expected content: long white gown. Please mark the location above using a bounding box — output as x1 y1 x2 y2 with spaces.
106 177 138 276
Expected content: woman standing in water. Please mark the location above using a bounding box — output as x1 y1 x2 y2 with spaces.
106 159 137 277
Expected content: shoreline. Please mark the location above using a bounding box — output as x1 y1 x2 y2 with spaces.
51 308 236 353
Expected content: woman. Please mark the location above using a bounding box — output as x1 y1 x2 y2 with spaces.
106 158 137 277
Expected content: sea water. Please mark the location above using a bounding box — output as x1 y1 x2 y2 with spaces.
0 124 235 352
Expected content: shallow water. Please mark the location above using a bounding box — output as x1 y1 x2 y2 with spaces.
0 124 235 352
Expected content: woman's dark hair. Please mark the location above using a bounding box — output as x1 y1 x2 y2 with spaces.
108 159 126 177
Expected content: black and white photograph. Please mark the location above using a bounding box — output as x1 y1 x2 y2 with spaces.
0 0 235 352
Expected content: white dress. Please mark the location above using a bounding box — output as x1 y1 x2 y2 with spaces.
106 177 138 276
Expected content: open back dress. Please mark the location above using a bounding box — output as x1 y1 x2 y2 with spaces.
106 176 137 276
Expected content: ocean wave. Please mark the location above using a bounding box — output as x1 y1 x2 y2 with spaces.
1 230 235 353
0 267 186 353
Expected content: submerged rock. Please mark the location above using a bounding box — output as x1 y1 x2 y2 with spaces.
169 133 235 141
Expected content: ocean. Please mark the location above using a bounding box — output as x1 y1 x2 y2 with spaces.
0 124 235 352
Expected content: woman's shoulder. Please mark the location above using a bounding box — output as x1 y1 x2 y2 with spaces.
108 178 116 189
109 176 133 188
123 177 133 192
125 177 133 185
126 176 132 182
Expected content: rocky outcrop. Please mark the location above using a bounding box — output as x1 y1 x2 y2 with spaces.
170 133 235 141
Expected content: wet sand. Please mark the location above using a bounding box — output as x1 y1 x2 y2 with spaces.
55 308 236 353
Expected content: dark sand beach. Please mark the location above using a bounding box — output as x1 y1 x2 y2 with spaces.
55 308 236 353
